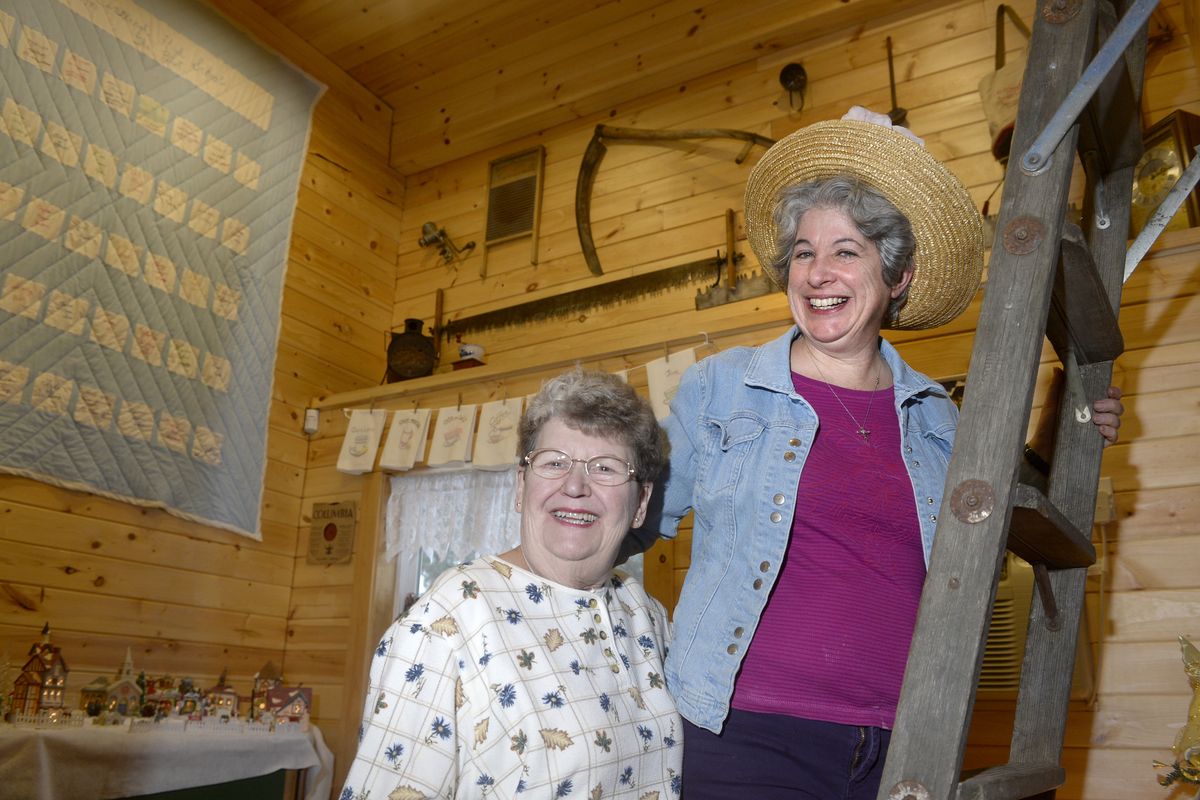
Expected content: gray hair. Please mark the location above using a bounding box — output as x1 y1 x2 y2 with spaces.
518 368 667 484
768 176 916 325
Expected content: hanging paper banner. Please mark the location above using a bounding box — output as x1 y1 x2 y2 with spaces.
378 408 432 472
427 404 478 468
336 409 387 474
645 348 696 419
473 398 523 470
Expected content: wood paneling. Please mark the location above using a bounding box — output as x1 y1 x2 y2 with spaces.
259 0 965 173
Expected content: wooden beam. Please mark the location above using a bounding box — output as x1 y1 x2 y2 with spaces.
333 473 396 795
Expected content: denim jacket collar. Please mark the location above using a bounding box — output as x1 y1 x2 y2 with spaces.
743 325 948 407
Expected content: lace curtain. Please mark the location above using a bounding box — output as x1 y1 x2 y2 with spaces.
385 469 522 563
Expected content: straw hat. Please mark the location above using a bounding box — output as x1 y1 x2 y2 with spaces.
744 118 984 330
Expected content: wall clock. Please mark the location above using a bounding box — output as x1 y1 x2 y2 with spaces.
1130 109 1200 237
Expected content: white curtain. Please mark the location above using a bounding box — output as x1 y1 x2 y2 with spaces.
385 468 522 563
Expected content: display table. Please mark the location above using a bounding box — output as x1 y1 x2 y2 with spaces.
0 722 334 800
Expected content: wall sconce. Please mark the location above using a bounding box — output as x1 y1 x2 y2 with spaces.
418 221 476 264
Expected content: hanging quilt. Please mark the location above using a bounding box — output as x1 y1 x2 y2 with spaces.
0 0 322 537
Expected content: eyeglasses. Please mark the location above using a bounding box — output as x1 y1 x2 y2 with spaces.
523 449 637 486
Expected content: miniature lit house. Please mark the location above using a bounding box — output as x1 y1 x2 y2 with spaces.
144 675 181 716
204 669 240 719
249 660 283 721
10 624 68 716
79 676 109 713
265 685 312 725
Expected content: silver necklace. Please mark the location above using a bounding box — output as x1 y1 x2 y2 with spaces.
811 358 881 442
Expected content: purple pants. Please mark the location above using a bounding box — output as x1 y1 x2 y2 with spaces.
682 709 890 799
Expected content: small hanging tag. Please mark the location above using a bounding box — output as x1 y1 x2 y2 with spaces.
645 348 696 420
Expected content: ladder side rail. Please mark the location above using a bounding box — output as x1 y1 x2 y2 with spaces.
1009 8 1147 782
877 5 1101 799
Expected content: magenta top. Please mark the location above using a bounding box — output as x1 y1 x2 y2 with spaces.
729 370 927 729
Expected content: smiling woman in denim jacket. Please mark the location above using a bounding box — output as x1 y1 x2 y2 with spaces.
634 108 1125 799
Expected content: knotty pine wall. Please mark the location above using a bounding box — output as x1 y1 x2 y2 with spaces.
0 0 1193 798
0 0 399 771
302 1 1200 798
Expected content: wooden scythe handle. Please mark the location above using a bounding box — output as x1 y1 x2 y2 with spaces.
574 124 775 276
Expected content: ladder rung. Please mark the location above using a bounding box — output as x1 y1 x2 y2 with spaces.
1045 223 1124 366
957 762 1066 800
1008 483 1096 568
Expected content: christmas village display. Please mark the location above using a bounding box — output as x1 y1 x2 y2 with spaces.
0 625 313 734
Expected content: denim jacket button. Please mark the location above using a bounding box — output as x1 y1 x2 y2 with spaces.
783 451 796 462
770 511 782 523
927 497 935 504
726 644 738 655
733 627 744 638
759 561 770 572
788 438 800 446
753 579 763 590
773 493 786 505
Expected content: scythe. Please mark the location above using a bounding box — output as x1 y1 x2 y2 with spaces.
574 124 775 276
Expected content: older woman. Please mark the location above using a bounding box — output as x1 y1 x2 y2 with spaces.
340 369 681 799
639 109 1123 798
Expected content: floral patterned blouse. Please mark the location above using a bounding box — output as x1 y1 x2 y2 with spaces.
340 557 682 800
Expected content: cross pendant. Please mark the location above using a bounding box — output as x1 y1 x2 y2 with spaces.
857 427 871 441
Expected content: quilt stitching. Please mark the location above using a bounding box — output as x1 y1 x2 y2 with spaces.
0 0 322 537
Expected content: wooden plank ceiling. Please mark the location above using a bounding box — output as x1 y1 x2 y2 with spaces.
250 0 955 174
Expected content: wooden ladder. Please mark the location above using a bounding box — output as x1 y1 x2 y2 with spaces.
877 1 1153 798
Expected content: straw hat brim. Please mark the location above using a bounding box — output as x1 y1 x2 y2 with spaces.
744 119 984 330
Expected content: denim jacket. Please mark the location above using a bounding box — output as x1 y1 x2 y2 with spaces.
645 326 958 733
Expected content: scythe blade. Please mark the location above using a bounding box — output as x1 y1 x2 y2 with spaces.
574 124 775 277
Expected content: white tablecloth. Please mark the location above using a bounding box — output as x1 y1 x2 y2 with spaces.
0 723 334 800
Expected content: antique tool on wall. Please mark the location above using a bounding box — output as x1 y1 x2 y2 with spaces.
886 36 907 126
575 124 774 276
417 221 475 264
694 208 775 309
442 249 743 342
444 200 779 341
444 126 778 342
